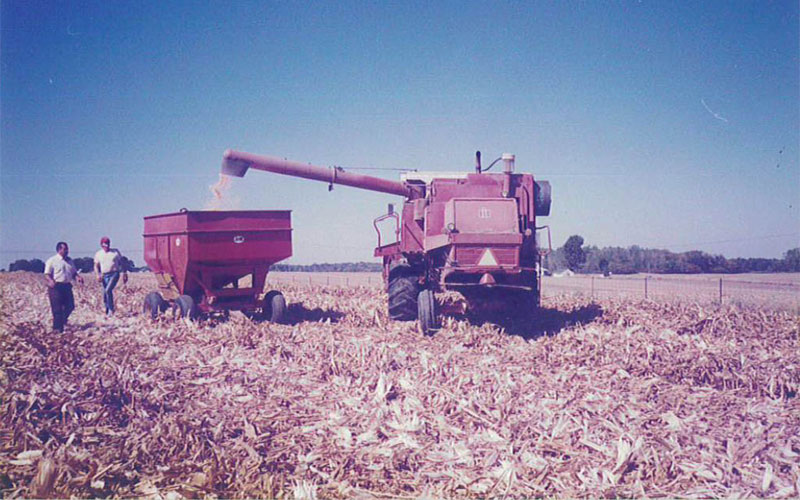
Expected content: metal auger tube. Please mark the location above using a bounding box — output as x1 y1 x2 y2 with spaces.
222 149 412 198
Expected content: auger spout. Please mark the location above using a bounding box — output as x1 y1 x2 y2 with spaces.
222 149 411 198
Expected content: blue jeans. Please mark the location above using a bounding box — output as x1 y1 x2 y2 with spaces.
102 271 120 314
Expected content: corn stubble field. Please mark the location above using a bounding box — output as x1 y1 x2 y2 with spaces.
1 272 799 498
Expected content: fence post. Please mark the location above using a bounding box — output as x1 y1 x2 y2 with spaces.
645 276 648 299
591 276 595 299
719 278 723 305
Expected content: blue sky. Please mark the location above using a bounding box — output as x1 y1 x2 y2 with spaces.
1 0 798 267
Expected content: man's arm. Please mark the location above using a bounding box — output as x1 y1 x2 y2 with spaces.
73 266 84 285
43 261 55 288
94 256 103 282
119 251 129 284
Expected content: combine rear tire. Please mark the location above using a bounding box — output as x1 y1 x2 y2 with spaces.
418 289 439 335
525 282 541 310
143 292 167 319
264 291 287 323
176 295 198 320
388 274 418 321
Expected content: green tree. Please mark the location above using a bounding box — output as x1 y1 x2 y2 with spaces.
599 258 610 276
563 235 586 272
29 259 45 273
120 256 136 272
9 259 32 272
73 257 94 273
783 248 800 272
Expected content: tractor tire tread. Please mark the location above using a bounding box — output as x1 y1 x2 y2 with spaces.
176 295 198 320
265 291 287 323
388 275 418 321
143 292 166 320
418 289 439 335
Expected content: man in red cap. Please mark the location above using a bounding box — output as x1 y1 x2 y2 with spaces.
93 236 128 314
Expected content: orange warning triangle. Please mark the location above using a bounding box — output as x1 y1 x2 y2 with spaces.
478 249 498 266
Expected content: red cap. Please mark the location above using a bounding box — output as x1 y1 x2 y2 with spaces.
100 236 111 244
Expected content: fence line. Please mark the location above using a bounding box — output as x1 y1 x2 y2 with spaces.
542 275 799 311
267 272 382 288
265 272 799 310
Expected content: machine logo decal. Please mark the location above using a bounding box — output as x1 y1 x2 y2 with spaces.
233 235 245 244
175 238 181 247
478 249 498 266
479 207 491 219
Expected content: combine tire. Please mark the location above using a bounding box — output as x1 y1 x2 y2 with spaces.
264 291 287 323
175 295 199 320
388 274 418 321
531 289 541 309
418 289 439 335
143 292 167 319
525 282 541 309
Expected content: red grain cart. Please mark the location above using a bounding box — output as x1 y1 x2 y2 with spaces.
142 209 292 321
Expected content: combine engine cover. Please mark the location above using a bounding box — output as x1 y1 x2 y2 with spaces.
418 173 535 292
443 198 521 271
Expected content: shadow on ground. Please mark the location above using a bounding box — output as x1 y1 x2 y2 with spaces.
460 303 604 340
285 303 345 325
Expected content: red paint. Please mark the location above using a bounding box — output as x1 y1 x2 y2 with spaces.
143 210 291 312
220 150 552 303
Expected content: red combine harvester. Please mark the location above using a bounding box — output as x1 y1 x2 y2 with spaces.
221 150 551 334
142 209 292 321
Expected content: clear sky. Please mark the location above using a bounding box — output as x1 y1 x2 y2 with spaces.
1 1 798 267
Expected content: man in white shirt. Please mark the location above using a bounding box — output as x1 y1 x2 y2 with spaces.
94 236 128 314
44 241 83 332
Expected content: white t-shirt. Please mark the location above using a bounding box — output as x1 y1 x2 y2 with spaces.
44 254 79 283
94 248 124 274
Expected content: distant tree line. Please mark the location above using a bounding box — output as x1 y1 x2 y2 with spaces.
5 244 798 275
6 256 140 273
272 261 382 272
545 235 800 274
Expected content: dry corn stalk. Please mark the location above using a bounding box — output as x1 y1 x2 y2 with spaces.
1 272 798 498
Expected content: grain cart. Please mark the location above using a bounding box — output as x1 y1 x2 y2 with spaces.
221 150 551 334
142 209 292 321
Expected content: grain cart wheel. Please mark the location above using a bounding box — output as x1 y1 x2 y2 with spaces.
264 291 287 323
143 292 167 319
418 289 439 336
388 268 419 321
176 294 199 320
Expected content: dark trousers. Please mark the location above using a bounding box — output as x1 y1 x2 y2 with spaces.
102 271 120 314
48 283 75 332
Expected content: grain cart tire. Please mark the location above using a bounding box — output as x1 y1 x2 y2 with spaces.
418 289 439 335
176 294 199 320
264 291 287 323
143 292 167 319
388 273 419 321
